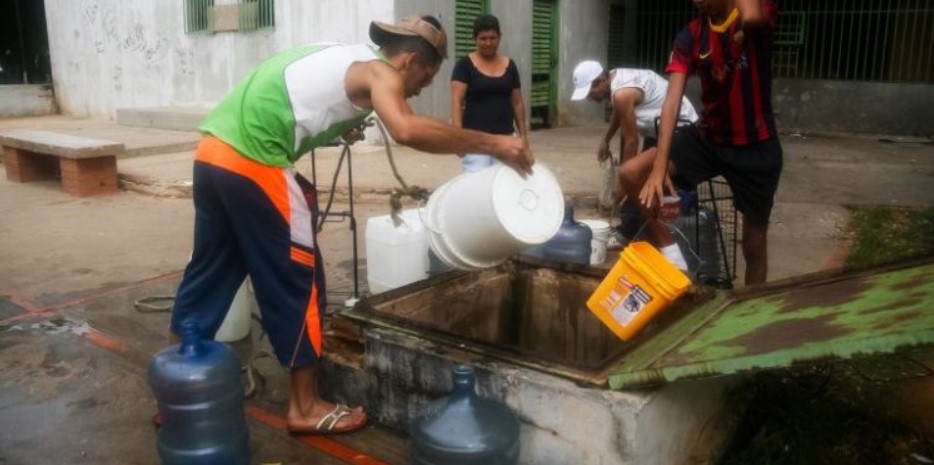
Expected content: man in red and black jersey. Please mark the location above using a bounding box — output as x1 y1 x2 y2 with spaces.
620 0 782 285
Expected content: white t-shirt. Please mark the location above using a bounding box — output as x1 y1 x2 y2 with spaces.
610 68 698 138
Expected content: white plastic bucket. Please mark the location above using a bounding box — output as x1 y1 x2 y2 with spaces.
580 219 611 265
215 278 253 342
424 164 565 270
365 209 429 294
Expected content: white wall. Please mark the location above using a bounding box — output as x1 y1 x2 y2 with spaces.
43 0 394 118
0 85 57 118
44 0 612 128
558 0 611 125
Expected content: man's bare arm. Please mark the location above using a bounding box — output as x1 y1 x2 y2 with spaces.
612 88 643 162
735 0 767 28
640 72 687 208
368 62 532 174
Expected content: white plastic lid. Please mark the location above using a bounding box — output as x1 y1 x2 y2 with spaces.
491 164 565 245
579 219 611 232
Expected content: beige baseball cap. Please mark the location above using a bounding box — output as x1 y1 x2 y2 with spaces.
369 14 448 60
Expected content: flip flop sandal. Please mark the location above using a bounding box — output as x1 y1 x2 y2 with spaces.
287 404 367 436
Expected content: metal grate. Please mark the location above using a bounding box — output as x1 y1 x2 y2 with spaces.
657 178 738 288
184 0 213 34
239 0 275 31
695 178 738 287
454 0 489 59
631 0 934 83
607 4 628 68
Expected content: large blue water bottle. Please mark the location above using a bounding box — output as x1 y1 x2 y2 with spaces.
524 203 593 265
411 365 520 465
148 320 250 465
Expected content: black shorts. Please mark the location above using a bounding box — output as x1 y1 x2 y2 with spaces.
669 128 783 226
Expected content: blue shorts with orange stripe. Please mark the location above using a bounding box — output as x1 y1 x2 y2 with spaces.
171 136 326 368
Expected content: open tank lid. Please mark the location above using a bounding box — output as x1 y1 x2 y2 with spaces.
605 256 934 389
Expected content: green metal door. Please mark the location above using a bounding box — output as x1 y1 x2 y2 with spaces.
607 257 934 389
454 0 490 59
531 0 557 128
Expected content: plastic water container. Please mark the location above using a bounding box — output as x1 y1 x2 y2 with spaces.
586 242 691 340
579 219 611 265
186 250 252 343
411 365 520 465
523 203 592 265
618 197 643 240
214 278 252 342
667 205 723 284
149 321 250 465
366 209 429 294
660 195 682 221
425 164 564 270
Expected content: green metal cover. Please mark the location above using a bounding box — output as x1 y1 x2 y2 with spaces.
454 0 489 59
608 258 934 389
530 0 556 112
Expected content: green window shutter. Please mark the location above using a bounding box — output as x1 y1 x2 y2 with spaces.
184 0 214 34
530 0 556 123
238 0 275 31
454 0 489 59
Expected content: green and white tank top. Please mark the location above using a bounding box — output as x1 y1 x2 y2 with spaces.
201 43 383 167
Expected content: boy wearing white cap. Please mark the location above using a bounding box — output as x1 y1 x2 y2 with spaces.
571 61 698 269
571 61 698 163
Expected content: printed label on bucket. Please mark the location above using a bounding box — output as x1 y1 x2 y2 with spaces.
600 274 653 326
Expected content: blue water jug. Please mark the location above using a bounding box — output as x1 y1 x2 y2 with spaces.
411 365 520 465
524 203 592 265
668 204 724 285
148 321 250 465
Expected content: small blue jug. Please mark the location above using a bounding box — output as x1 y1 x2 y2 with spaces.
411 365 520 465
148 320 250 465
524 202 593 265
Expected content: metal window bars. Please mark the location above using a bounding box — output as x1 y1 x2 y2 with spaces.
238 0 275 32
184 0 213 34
184 0 274 34
628 0 934 84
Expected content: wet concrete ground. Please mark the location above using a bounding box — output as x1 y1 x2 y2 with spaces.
1 117 932 464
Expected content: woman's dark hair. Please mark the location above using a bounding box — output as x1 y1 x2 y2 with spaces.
472 14 501 38
379 15 444 66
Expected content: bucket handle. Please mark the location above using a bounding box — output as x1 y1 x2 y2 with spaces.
418 202 444 235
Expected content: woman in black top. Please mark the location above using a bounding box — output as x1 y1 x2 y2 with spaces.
451 14 528 172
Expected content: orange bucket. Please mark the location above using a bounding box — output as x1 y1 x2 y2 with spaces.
586 241 692 340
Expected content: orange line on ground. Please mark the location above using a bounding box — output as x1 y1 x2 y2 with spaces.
0 310 56 326
84 329 132 354
8 294 47 313
45 270 185 311
245 404 391 465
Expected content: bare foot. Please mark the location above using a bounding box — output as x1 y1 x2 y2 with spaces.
286 401 367 435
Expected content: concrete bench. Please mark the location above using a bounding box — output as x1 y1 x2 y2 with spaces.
1 130 124 197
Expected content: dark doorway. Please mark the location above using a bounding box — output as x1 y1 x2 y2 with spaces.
0 0 52 84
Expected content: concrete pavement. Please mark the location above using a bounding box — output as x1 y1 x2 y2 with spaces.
1 115 933 464
8 116 932 304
